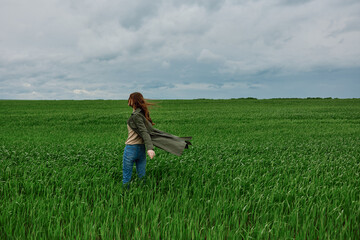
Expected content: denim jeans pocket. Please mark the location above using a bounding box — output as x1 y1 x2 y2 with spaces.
124 146 137 160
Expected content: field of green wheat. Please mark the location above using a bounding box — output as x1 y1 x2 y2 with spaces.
1 98 359 239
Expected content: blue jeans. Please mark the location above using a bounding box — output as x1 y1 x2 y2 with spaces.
122 144 146 185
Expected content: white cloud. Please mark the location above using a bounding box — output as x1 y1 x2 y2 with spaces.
73 89 92 95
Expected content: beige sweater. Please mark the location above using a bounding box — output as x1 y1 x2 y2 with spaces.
125 123 144 145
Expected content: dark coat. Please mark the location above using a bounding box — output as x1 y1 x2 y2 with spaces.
127 108 192 156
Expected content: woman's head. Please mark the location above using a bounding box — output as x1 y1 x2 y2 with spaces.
128 92 145 109
128 92 155 125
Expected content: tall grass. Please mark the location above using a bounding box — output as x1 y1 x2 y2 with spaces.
1 99 359 239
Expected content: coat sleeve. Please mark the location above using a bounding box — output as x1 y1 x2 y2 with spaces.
133 114 154 151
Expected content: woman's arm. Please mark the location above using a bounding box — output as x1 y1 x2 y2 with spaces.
133 114 154 152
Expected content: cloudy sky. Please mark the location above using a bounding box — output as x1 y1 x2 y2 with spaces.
1 0 359 99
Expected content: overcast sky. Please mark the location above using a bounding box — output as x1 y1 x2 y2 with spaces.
1 0 359 99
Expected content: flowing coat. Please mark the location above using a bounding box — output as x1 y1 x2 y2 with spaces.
127 108 192 156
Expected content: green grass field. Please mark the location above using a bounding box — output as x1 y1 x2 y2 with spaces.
1 98 359 239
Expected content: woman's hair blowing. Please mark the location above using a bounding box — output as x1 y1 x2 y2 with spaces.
128 92 155 125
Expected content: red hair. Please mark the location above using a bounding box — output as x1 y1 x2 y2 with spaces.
128 92 156 125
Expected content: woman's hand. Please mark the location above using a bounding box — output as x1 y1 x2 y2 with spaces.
147 150 155 159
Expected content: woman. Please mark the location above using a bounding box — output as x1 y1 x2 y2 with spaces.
122 92 192 185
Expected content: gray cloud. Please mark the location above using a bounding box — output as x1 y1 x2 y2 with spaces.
1 0 359 99
278 0 313 6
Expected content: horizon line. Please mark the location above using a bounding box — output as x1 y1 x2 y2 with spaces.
1 97 359 101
